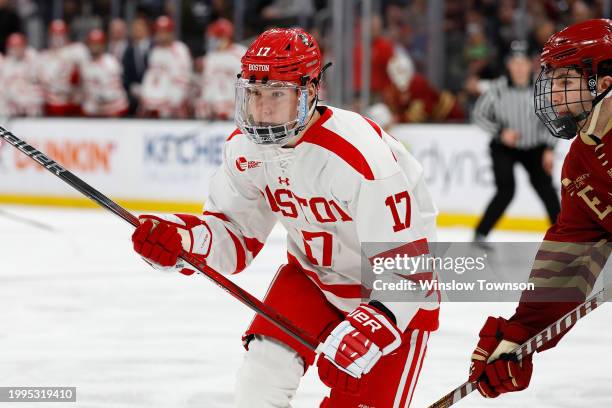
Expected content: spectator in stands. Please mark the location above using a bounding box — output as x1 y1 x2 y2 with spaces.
528 18 556 57
0 33 42 117
352 14 395 103
464 19 496 81
246 0 315 35
80 29 128 117
122 17 152 115
383 45 464 123
570 0 593 24
108 18 128 62
38 20 88 116
471 42 560 244
139 15 192 118
195 18 246 120
366 102 395 133
492 0 520 59
0 0 21 54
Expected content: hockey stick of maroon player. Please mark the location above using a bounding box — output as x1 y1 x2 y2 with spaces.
427 284 611 408
0 126 322 354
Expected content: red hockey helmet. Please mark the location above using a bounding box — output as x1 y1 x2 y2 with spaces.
240 28 322 85
235 28 323 146
49 19 68 35
207 18 233 39
155 16 174 32
540 19 612 72
6 33 26 49
87 29 106 45
534 19 612 139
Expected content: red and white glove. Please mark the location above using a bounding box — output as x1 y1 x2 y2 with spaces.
469 316 533 398
131 214 211 275
317 302 402 392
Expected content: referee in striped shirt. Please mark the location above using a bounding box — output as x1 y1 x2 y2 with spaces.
472 43 560 242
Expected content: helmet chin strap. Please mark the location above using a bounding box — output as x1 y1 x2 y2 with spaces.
284 90 319 145
552 82 612 140
584 83 612 143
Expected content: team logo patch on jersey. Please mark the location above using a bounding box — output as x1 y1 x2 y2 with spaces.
235 156 261 172
562 173 590 196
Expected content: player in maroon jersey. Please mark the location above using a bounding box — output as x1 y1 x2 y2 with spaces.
468 18 611 398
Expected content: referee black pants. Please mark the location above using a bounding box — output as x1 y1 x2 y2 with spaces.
475 141 561 237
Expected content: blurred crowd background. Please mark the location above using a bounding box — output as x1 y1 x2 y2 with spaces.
0 0 608 123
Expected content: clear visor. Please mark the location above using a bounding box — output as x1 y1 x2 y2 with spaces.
235 78 312 145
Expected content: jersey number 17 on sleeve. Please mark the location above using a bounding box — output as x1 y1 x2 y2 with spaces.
384 191 411 232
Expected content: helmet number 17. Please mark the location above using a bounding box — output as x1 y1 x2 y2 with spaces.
256 47 271 56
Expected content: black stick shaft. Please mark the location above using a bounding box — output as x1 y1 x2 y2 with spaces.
0 126 320 352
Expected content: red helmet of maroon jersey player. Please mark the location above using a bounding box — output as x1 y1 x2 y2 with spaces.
235 28 325 146
534 18 612 139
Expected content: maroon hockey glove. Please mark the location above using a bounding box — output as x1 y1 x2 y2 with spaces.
469 316 533 398
317 302 402 393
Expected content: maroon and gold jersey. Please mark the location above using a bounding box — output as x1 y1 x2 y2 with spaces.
509 127 611 350
548 130 612 241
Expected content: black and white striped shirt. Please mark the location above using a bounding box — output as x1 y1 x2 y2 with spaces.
472 77 557 149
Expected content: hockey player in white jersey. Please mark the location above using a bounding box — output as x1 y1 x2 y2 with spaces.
0 33 43 117
38 20 88 116
195 18 247 120
139 16 192 118
132 28 438 407
80 29 128 117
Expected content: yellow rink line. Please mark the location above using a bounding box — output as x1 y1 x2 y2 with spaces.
0 194 203 214
0 194 551 232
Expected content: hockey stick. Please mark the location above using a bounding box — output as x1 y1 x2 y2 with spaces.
0 126 321 353
427 284 611 408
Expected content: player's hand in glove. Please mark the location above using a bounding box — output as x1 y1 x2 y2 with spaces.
469 316 533 398
131 214 210 275
317 302 402 393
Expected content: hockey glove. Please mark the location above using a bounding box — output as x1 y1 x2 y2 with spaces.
469 316 533 398
131 214 211 275
317 303 402 393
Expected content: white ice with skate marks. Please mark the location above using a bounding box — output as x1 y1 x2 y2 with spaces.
0 205 610 408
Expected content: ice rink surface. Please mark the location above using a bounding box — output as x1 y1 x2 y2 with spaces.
1 205 610 408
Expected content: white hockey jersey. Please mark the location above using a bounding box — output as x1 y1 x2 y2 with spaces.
195 44 247 119
80 54 128 116
38 42 88 107
0 48 43 116
140 41 192 116
170 106 439 332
